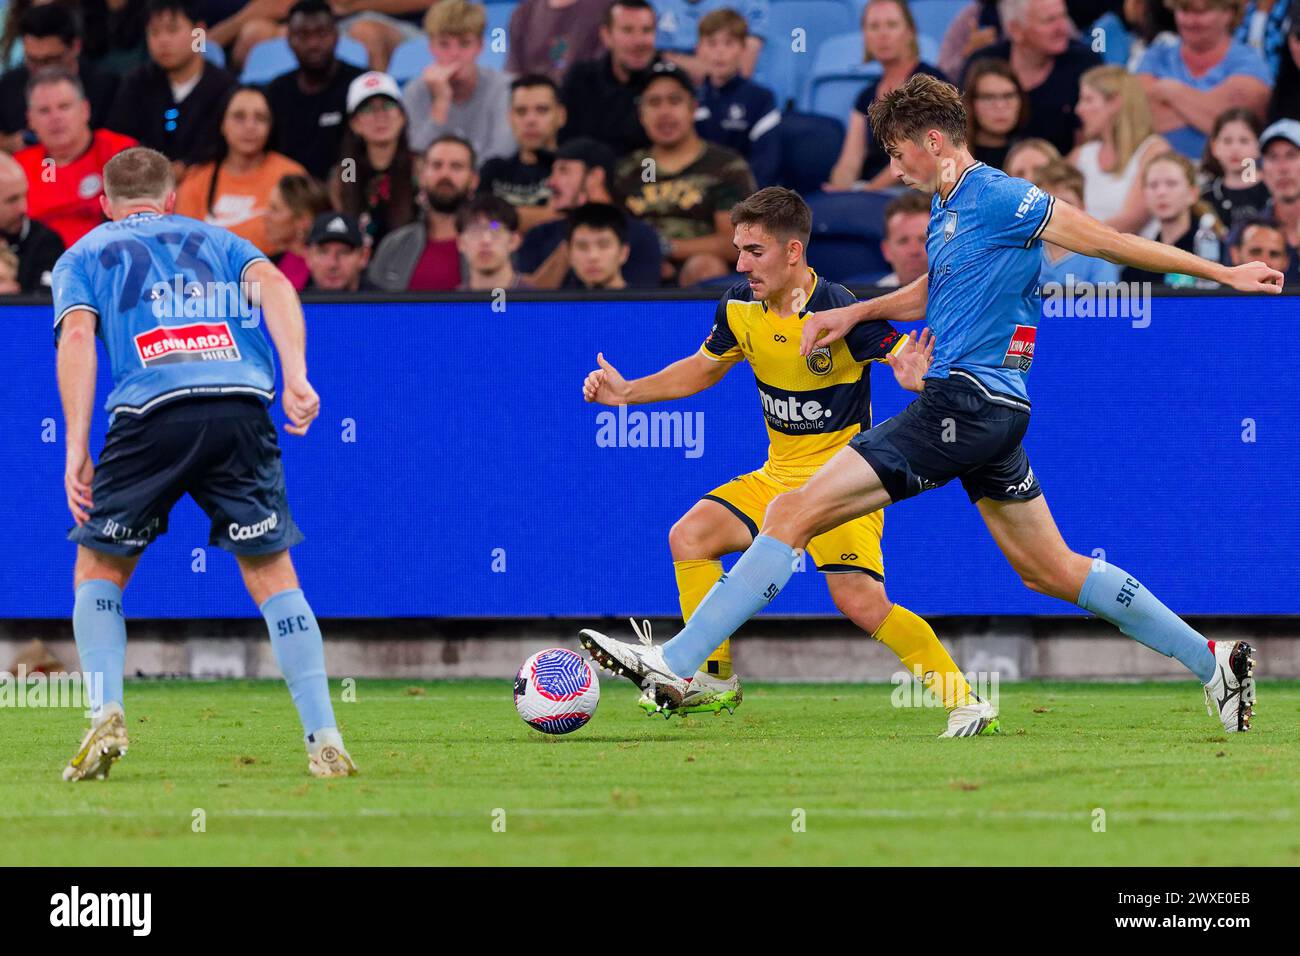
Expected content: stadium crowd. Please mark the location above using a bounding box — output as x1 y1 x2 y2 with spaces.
1 0 1298 293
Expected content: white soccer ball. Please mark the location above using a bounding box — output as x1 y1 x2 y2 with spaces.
514 647 601 734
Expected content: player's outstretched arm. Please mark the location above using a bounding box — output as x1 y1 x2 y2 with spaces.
1041 199 1284 293
582 351 731 405
800 273 929 356
56 310 98 525
246 259 320 436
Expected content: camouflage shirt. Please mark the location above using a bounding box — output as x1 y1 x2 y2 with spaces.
612 142 756 243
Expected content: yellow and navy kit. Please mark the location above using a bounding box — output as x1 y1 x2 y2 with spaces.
700 271 907 483
698 271 907 577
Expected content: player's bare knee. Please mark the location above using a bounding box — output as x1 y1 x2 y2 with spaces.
829 576 892 633
668 515 713 561
73 547 135 591
763 490 816 549
237 550 299 606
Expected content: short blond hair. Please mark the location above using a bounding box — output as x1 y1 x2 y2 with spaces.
424 0 486 38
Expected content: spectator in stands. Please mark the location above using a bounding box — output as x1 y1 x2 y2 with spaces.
1258 118 1300 260
828 0 947 191
0 151 63 291
304 210 377 291
1225 214 1291 275
0 5 118 154
566 201 632 289
1265 10 1300 121
517 136 662 287
267 1 365 181
266 173 331 290
1005 136 1062 179
0 243 20 294
176 85 307 254
402 1 515 161
559 0 660 155
963 58 1028 170
875 191 930 287
612 62 755 286
965 0 1103 156
1201 107 1270 225
1120 0 1180 69
694 8 780 187
15 68 138 247
368 134 477 291
1120 150 1225 284
1235 0 1292 74
507 0 614 84
657 0 768 83
78 0 151 75
1034 158 1122 284
330 71 416 247
107 0 236 170
1136 0 1272 160
478 75 565 230
941 0 1003 81
456 194 527 290
1069 65 1168 231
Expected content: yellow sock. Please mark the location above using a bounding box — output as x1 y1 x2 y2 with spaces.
673 558 732 678
873 604 972 708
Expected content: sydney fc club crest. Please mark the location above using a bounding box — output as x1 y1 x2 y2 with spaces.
943 210 959 242
807 346 833 375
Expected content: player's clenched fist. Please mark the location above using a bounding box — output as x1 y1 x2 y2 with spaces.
582 353 632 405
282 375 320 436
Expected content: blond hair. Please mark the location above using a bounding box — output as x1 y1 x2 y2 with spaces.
1080 65 1154 172
1034 158 1085 199
424 0 486 38
1143 150 1225 236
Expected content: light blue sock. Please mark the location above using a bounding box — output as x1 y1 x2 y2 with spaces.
72 579 127 718
262 588 337 742
1076 561 1215 682
662 534 796 676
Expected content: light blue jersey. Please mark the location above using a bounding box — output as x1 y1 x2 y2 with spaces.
924 162 1054 405
53 211 273 418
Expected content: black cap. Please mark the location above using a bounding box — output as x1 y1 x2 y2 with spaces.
555 137 617 181
644 61 696 98
308 212 363 248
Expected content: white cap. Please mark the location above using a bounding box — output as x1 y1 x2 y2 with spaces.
347 71 403 115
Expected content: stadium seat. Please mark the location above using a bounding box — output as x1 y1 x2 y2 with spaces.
478 2 516 72
753 1 856 110
773 113 845 196
388 36 432 85
804 191 893 283
241 35 368 84
800 30 939 113
203 41 226 69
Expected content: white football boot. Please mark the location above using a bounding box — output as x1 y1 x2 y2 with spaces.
63 702 129 781
939 696 1001 738
307 730 358 778
1204 640 1256 733
579 619 693 707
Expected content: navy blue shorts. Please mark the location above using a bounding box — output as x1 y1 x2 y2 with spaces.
69 397 304 557
849 370 1042 505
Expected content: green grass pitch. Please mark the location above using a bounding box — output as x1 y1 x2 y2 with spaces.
3 679 1297 866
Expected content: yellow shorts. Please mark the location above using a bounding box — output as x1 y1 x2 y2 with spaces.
702 467 885 579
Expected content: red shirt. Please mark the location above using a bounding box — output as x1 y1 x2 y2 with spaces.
407 237 461 291
16 128 138 248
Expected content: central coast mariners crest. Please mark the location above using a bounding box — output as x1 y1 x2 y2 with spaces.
807 346 833 375
943 210 959 242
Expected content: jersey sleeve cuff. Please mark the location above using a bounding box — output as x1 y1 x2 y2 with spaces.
1026 195 1056 247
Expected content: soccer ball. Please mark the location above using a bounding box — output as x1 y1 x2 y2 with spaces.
514 648 600 734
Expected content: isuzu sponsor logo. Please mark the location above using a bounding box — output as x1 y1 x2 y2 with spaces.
229 512 278 541
134 321 241 366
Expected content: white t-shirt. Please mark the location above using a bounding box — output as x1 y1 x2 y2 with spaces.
1075 134 1162 226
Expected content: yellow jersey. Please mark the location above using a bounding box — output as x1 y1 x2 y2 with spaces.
700 271 907 483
